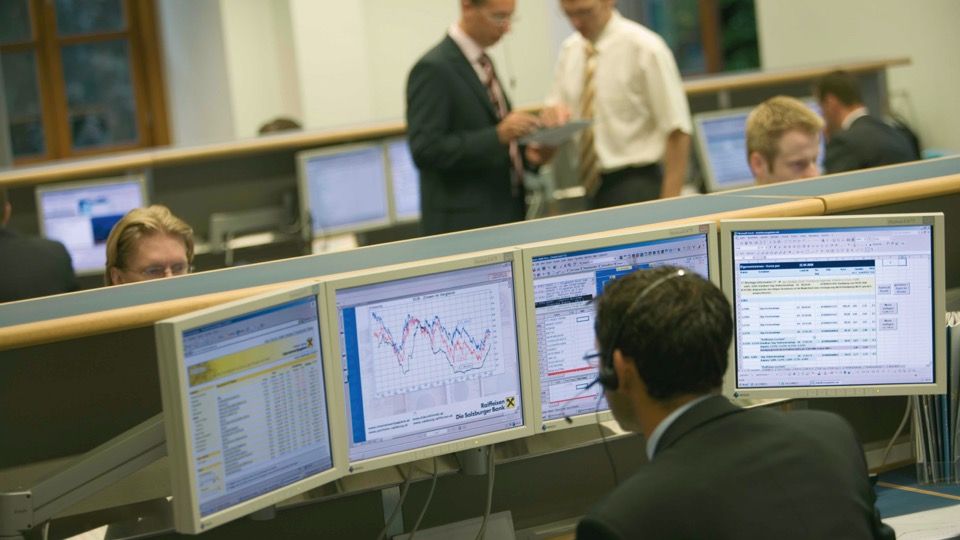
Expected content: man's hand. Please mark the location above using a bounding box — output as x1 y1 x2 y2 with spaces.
525 144 556 166
497 112 540 144
539 104 571 128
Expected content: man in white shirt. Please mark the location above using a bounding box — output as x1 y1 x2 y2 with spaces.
542 0 692 208
745 96 823 185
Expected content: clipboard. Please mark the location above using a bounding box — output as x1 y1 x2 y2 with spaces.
519 120 591 146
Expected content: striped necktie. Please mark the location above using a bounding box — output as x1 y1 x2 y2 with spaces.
578 42 601 196
479 53 524 194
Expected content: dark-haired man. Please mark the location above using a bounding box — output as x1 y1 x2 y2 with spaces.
0 188 78 302
816 70 919 174
578 266 894 540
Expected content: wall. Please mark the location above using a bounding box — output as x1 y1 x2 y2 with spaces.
156 0 235 146
756 0 960 153
158 0 561 143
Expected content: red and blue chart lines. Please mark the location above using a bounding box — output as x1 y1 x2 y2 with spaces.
371 311 493 375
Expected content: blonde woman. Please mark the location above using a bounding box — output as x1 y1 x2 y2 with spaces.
105 205 195 285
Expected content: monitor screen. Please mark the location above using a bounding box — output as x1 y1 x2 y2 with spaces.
36 176 146 275
524 223 717 431
721 214 946 398
386 139 421 222
297 144 391 236
330 252 530 472
694 100 826 192
156 285 343 533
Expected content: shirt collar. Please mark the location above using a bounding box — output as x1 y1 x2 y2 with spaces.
646 394 713 460
841 106 868 131
449 23 485 64
585 9 624 50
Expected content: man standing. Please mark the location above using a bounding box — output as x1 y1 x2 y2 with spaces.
816 70 919 174
544 0 691 208
578 266 894 540
0 188 78 303
746 95 824 184
406 0 541 235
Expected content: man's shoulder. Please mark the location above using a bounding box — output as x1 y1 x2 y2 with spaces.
609 16 671 52
414 36 458 67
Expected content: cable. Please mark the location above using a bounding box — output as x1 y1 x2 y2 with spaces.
376 465 414 540
408 457 439 540
879 397 913 470
596 396 620 486
474 446 497 540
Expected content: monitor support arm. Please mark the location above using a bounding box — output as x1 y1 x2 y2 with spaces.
0 414 166 540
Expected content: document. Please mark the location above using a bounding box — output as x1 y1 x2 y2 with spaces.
519 120 591 146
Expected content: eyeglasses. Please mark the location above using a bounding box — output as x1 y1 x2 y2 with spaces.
480 9 518 27
133 262 192 279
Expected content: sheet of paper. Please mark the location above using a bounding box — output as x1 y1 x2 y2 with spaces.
519 120 591 146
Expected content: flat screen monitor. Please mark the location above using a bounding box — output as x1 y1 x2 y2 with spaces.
694 99 825 192
521 223 719 432
297 144 391 237
35 176 147 275
385 139 421 222
721 214 946 399
326 250 533 473
156 284 345 533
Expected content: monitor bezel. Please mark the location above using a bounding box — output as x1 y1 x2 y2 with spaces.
382 137 421 224
692 106 755 193
519 221 720 433
719 213 947 399
322 248 536 474
34 175 149 276
296 143 393 238
155 282 347 534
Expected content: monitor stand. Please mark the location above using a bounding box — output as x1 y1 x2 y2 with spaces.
312 233 358 254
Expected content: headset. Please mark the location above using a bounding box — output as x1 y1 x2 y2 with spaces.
596 269 688 391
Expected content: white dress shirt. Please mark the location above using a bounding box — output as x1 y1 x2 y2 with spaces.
547 11 692 172
448 23 488 85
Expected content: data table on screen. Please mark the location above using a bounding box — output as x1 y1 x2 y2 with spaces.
528 229 713 426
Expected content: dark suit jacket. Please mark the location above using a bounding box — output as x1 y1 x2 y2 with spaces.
0 228 78 303
577 396 895 540
405 35 524 235
824 115 919 174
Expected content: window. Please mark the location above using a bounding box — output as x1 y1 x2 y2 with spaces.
0 0 168 164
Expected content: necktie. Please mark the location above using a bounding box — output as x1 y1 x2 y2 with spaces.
578 42 602 196
479 53 524 194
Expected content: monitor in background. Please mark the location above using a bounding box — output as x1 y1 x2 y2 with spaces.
521 223 718 432
297 144 391 237
35 176 147 275
155 284 344 534
326 250 532 473
694 100 826 192
385 139 421 222
721 214 946 399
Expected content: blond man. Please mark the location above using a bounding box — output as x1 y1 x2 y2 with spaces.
105 205 194 285
746 96 824 184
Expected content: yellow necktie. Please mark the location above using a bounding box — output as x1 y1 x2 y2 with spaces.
578 42 601 196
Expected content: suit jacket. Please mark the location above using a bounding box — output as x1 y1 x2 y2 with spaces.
405 35 524 235
577 396 895 540
0 228 78 303
824 115 919 174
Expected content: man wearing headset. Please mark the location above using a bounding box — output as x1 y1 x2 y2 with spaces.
578 266 894 539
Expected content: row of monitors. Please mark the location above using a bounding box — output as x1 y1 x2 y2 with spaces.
155 213 945 533
32 140 420 275
694 98 826 192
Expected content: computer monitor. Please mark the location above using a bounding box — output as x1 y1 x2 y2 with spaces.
521 222 719 432
384 139 421 222
721 214 946 399
325 249 533 473
297 144 391 237
155 283 345 533
35 176 147 275
694 100 826 192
